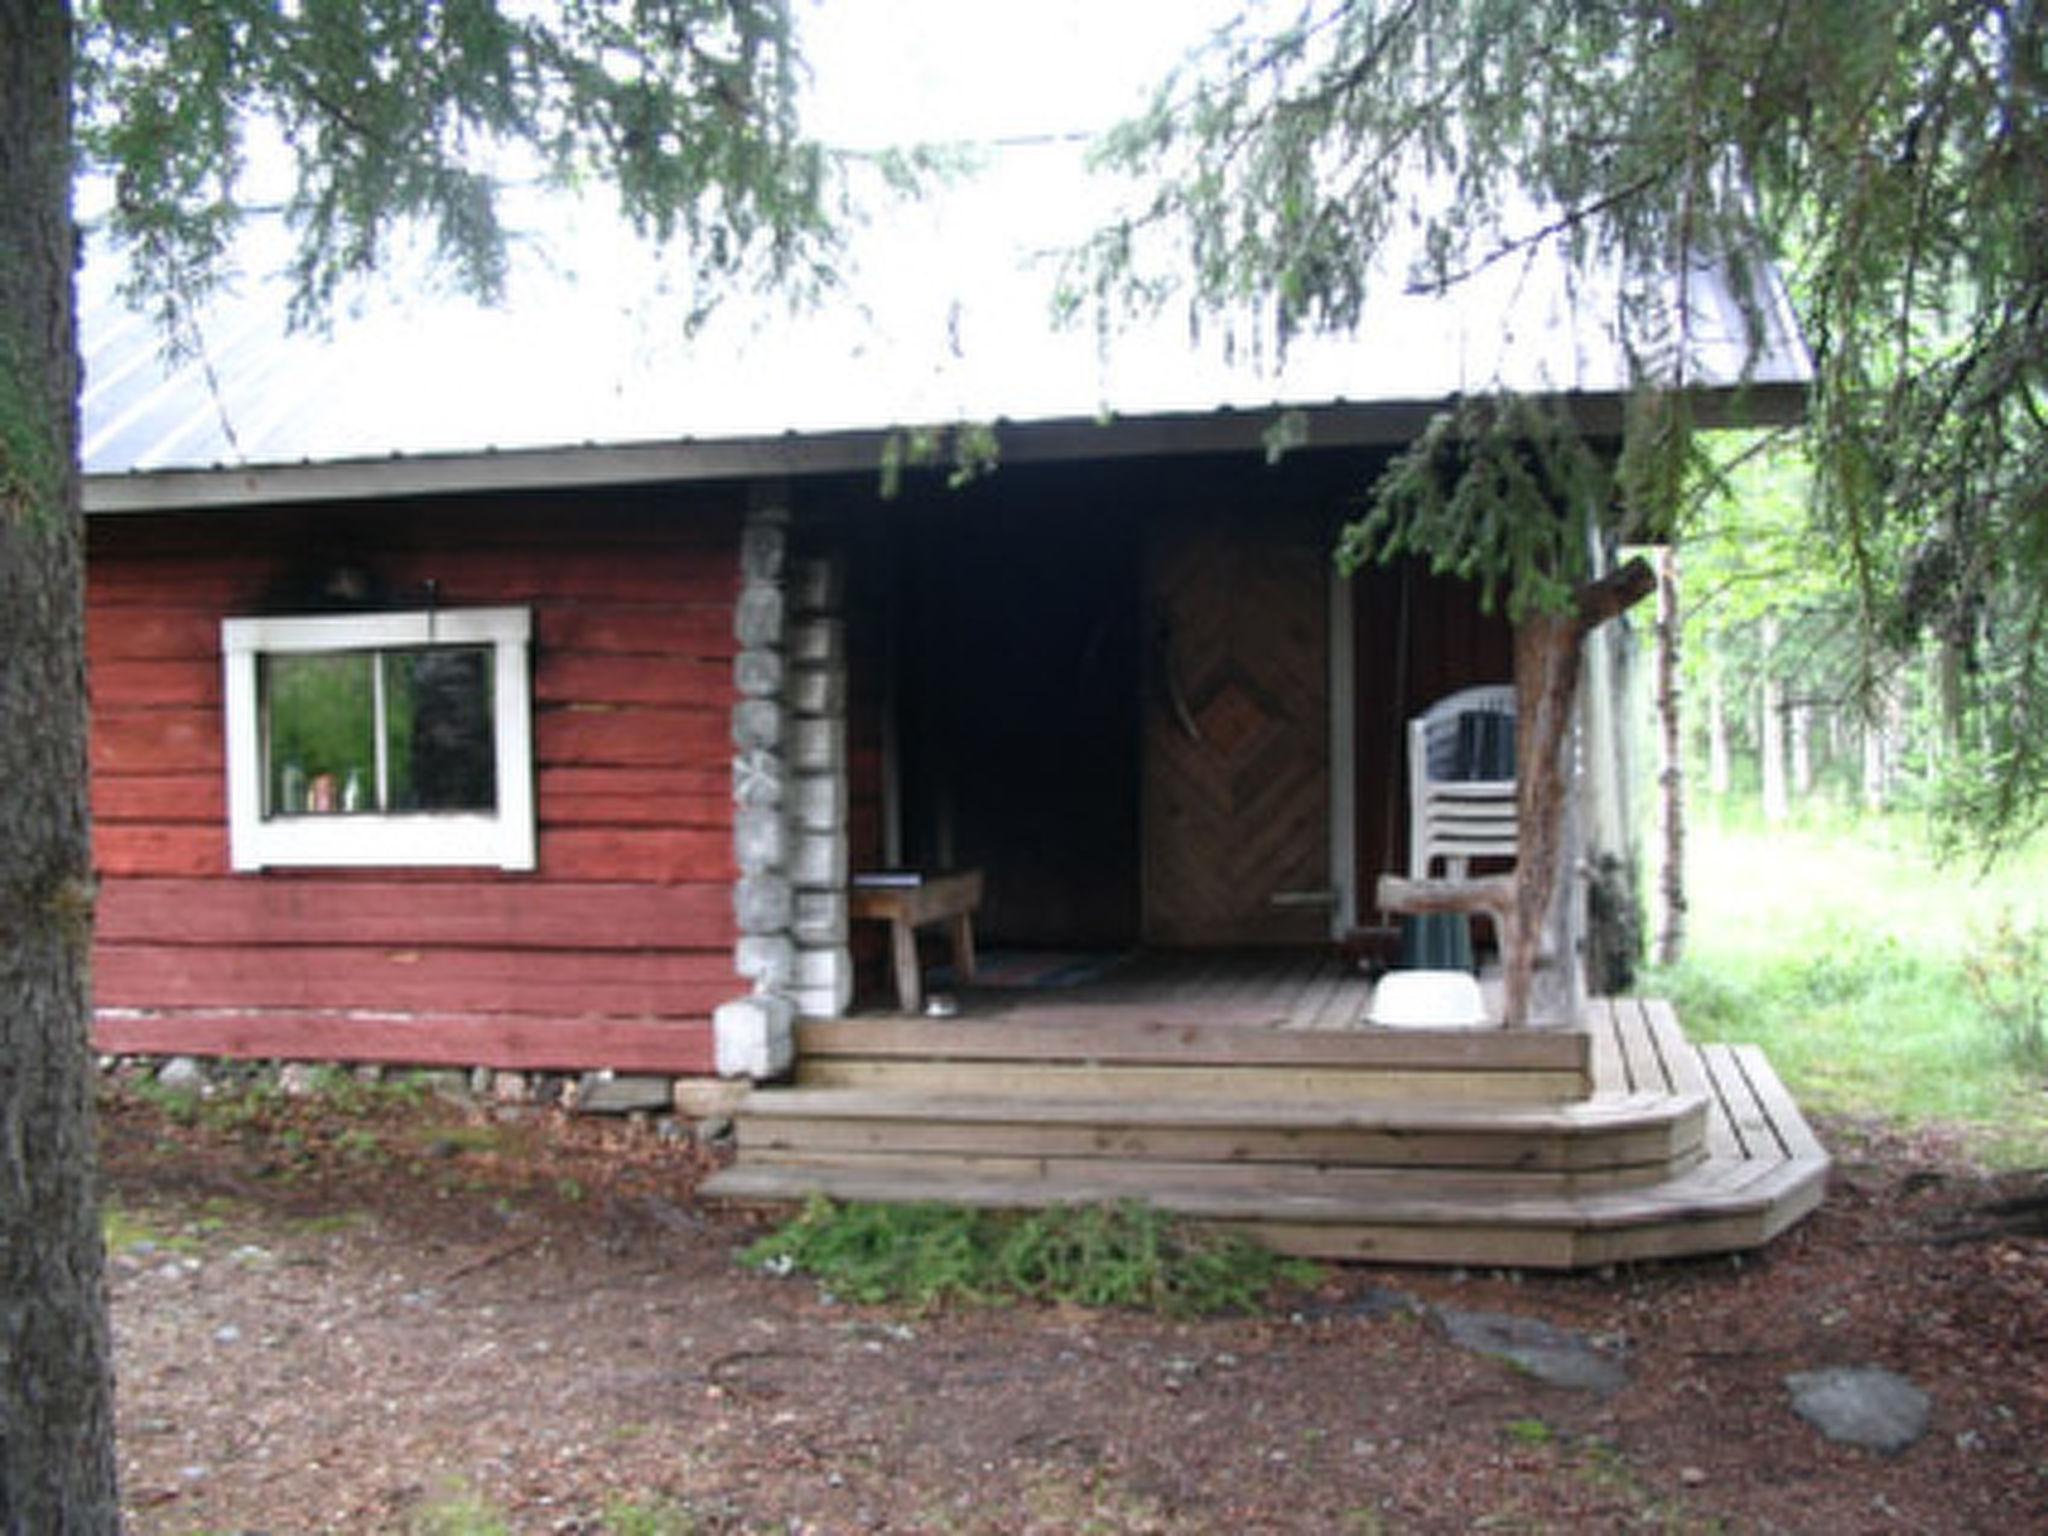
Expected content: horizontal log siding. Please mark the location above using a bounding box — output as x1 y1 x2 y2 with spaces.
86 495 743 1073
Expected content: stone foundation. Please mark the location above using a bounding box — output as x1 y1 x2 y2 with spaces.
100 1053 746 1132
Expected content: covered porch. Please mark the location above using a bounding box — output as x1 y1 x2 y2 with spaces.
705 951 1829 1269
825 449 1521 964
708 453 1829 1270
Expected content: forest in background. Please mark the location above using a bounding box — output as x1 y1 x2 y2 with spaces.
1667 437 1973 839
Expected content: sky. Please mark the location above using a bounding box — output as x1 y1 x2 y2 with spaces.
797 0 1246 148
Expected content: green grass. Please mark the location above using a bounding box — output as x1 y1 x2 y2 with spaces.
401 1490 727 1535
409 1491 509 1536
742 1196 1319 1315
101 1204 205 1256
1646 810 2048 1163
600 1496 714 1535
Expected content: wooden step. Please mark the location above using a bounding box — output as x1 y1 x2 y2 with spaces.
740 1147 1705 1200
705 1140 1825 1269
794 1017 1590 1105
732 1088 1707 1191
705 1002 1829 1271
799 1016 1590 1071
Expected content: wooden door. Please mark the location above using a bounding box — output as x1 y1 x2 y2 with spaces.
1142 504 1332 946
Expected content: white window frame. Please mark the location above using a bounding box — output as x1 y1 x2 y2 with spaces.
221 607 536 871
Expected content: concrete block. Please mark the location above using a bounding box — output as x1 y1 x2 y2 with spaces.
788 617 843 667
785 663 845 718
734 586 786 649
789 557 843 615
735 933 798 988
714 993 796 1078
788 716 845 773
790 771 845 833
791 828 848 891
790 972 855 1019
795 945 853 993
733 804 789 873
794 890 849 946
740 521 788 583
732 696 783 751
734 874 794 934
732 748 785 808
735 648 786 698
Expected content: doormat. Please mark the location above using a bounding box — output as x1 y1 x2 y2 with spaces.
936 951 1133 990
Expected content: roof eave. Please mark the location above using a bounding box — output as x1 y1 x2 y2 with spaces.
80 380 1807 516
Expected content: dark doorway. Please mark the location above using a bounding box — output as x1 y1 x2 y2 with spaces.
862 447 1493 953
890 465 1144 947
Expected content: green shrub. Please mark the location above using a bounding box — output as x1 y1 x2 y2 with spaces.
741 1197 1316 1316
1964 910 2048 1072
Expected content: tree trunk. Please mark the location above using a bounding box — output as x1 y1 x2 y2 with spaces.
1861 719 1887 811
1934 634 1966 761
1790 700 1813 799
1759 616 1788 824
1576 556 1640 995
1653 545 1686 966
0 1 121 1529
1705 644 1731 797
1503 559 1655 1026
1507 612 1580 1027
1862 680 1902 813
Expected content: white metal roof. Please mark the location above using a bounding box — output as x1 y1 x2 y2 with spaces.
78 142 1808 509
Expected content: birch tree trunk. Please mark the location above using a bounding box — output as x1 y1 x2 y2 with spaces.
1760 616 1789 824
1706 645 1732 797
1862 680 1904 812
1653 545 1686 966
0 0 121 1528
1862 718 1888 811
1790 701 1813 800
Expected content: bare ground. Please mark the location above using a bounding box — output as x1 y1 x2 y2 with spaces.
101 1081 2048 1533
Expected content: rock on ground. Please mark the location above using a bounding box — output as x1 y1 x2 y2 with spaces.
1785 1365 1932 1454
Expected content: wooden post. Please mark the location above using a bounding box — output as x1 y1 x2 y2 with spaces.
1503 558 1656 1026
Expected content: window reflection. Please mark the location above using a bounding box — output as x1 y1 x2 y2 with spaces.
262 645 496 817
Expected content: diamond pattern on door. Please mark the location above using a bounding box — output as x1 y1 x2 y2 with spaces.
1143 505 1330 947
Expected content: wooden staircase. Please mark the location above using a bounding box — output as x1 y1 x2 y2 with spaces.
703 998 1828 1269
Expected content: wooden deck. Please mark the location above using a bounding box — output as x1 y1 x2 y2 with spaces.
704 957 1828 1270
904 947 1383 1030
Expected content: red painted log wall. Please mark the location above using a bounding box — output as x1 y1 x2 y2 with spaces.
86 493 743 1073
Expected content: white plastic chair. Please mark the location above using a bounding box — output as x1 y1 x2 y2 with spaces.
1407 684 1518 879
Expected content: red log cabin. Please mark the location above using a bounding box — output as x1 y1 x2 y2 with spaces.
77 167 1807 1082
78 153 1829 1266
84 438 1551 1075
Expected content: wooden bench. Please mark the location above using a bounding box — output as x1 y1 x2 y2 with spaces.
849 869 984 1015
